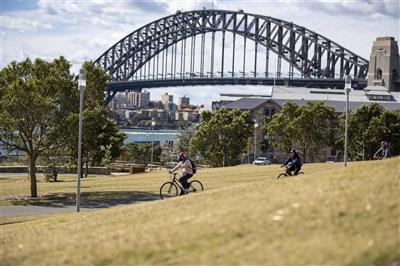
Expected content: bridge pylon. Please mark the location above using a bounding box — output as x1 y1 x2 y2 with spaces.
367 37 400 91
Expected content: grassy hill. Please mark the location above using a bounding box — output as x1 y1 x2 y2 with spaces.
1 158 399 265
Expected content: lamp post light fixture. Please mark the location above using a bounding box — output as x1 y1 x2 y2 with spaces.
151 120 156 165
344 75 351 167
254 121 259 162
76 68 86 212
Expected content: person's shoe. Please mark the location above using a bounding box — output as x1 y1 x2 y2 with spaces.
179 190 186 196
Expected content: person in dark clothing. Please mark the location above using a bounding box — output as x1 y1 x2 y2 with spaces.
282 148 302 175
373 141 390 159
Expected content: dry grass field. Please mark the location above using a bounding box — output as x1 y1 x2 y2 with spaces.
1 157 399 265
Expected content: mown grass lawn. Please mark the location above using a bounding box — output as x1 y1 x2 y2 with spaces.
1 158 399 265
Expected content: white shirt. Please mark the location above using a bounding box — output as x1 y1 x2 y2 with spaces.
171 159 193 175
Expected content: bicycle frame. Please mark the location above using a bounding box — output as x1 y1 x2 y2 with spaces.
284 164 303 176
170 173 185 191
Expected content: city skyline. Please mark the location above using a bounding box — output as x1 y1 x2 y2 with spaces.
1 0 399 105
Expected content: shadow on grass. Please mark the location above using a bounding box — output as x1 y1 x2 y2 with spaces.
5 191 161 209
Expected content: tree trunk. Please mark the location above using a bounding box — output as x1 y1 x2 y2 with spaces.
302 146 307 163
85 158 88 178
28 155 38 197
53 165 58 182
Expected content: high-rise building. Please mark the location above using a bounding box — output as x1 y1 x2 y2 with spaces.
124 90 150 108
125 91 136 108
161 92 174 104
114 92 125 108
166 101 176 112
179 95 190 106
140 90 150 108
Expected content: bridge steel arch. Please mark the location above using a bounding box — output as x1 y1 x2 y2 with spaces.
94 9 369 103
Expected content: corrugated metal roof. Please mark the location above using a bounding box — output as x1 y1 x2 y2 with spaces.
224 98 269 110
220 86 400 112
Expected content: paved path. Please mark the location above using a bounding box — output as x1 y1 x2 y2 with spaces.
0 173 155 217
1 193 160 217
0 172 130 177
1 205 95 217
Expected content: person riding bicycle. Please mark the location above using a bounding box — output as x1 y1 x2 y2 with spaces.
281 148 302 176
169 151 194 195
373 140 390 159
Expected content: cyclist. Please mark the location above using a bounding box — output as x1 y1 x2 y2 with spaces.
373 140 390 159
169 151 194 195
281 148 302 176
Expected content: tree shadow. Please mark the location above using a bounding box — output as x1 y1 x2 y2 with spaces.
6 191 161 209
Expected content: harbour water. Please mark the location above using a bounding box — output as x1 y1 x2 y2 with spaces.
0 129 178 157
120 128 178 146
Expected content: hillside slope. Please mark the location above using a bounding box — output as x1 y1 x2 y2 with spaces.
1 158 399 265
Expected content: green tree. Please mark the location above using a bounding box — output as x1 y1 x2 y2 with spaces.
123 143 162 164
175 124 198 155
61 62 125 174
336 104 400 160
372 109 400 156
266 102 336 162
191 108 253 167
0 58 125 196
160 149 174 164
264 102 299 153
0 57 76 197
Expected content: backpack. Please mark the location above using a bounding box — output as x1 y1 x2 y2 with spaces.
188 159 197 174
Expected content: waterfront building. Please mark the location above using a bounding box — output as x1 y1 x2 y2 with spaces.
121 128 177 146
174 108 200 122
222 85 399 163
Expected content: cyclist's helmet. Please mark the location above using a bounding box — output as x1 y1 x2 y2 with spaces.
381 140 387 146
178 151 187 161
291 148 296 153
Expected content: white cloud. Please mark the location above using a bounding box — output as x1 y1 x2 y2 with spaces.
1 15 53 32
285 0 399 19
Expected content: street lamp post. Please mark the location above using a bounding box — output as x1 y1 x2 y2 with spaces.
76 68 86 212
344 75 351 167
254 121 259 162
151 120 156 165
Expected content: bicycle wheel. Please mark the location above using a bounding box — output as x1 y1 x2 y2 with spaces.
187 180 204 193
160 182 179 199
276 173 287 179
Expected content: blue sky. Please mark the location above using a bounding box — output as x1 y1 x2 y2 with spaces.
2 0 38 12
1 0 399 105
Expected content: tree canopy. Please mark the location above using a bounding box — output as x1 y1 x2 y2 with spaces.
123 143 162 164
265 102 337 162
175 124 198 155
61 62 125 170
191 108 253 167
335 104 400 160
0 57 76 196
0 58 125 196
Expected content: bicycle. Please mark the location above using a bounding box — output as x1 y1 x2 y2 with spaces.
159 173 204 199
276 164 304 179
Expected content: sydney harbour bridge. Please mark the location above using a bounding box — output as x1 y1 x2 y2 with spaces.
93 9 369 104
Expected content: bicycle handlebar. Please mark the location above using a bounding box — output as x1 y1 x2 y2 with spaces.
168 172 178 178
